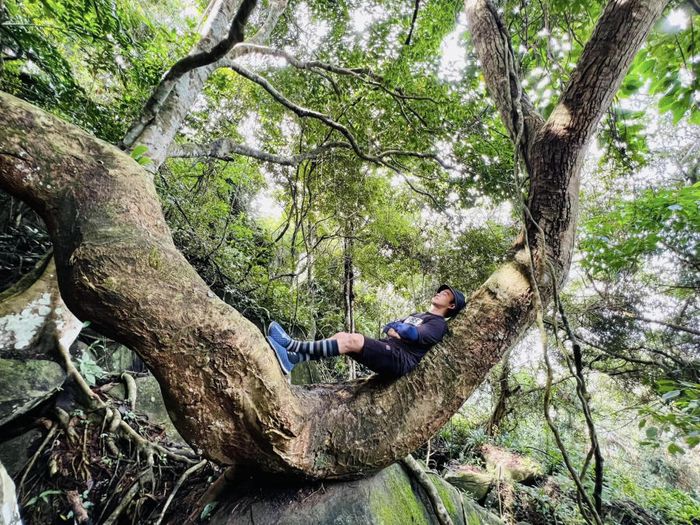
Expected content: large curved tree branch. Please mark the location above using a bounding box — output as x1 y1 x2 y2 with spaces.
0 0 666 479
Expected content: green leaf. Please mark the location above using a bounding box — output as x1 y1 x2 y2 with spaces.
671 101 688 124
130 144 149 158
690 108 700 126
646 426 658 439
201 501 219 520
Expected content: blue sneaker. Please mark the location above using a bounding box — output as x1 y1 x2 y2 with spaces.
268 321 293 348
267 336 294 375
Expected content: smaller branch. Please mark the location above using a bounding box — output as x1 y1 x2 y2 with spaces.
168 139 350 166
552 270 603 517
613 310 700 338
405 0 421 45
401 455 453 525
522 206 602 525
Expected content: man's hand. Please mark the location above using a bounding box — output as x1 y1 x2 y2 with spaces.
387 328 400 339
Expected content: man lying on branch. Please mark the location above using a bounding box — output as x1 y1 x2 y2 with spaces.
267 284 466 378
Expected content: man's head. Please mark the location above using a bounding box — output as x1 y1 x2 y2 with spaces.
431 284 466 318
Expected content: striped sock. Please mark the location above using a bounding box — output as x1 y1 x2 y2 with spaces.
287 351 313 364
288 338 340 357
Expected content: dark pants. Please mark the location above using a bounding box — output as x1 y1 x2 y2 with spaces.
351 337 418 378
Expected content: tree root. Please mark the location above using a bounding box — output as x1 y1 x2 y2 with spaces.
102 469 151 525
401 455 453 525
186 465 235 523
66 489 90 524
154 459 207 525
56 338 198 465
122 372 137 411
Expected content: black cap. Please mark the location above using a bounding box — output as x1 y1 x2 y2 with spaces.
437 284 466 317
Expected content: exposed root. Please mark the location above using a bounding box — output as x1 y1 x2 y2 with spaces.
401 454 453 525
56 338 197 465
102 469 151 525
186 465 236 523
66 489 90 524
154 459 207 525
122 372 137 411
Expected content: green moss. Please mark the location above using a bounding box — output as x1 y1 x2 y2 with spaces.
370 466 429 525
148 247 162 270
429 474 457 517
103 276 118 291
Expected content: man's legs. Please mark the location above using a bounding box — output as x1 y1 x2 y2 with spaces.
268 321 412 377
269 322 363 361
329 332 364 354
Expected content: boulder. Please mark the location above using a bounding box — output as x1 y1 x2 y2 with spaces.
0 461 22 525
443 464 493 501
208 463 503 525
0 358 65 427
0 258 82 360
0 429 42 477
481 445 542 484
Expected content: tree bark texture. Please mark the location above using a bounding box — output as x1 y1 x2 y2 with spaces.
0 0 667 478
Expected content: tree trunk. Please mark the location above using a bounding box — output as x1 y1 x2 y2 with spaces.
122 0 288 171
0 0 667 478
485 350 516 436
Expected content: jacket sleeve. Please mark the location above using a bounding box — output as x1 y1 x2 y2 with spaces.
394 323 419 341
382 318 406 334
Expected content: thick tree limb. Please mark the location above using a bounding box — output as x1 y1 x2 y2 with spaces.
527 0 668 275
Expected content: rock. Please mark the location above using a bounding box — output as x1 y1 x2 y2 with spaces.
209 463 504 525
0 460 22 525
481 445 542 484
106 374 187 445
0 429 42 477
0 258 82 360
0 358 65 427
444 464 493 501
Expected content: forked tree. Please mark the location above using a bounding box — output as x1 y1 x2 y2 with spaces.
0 0 668 478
